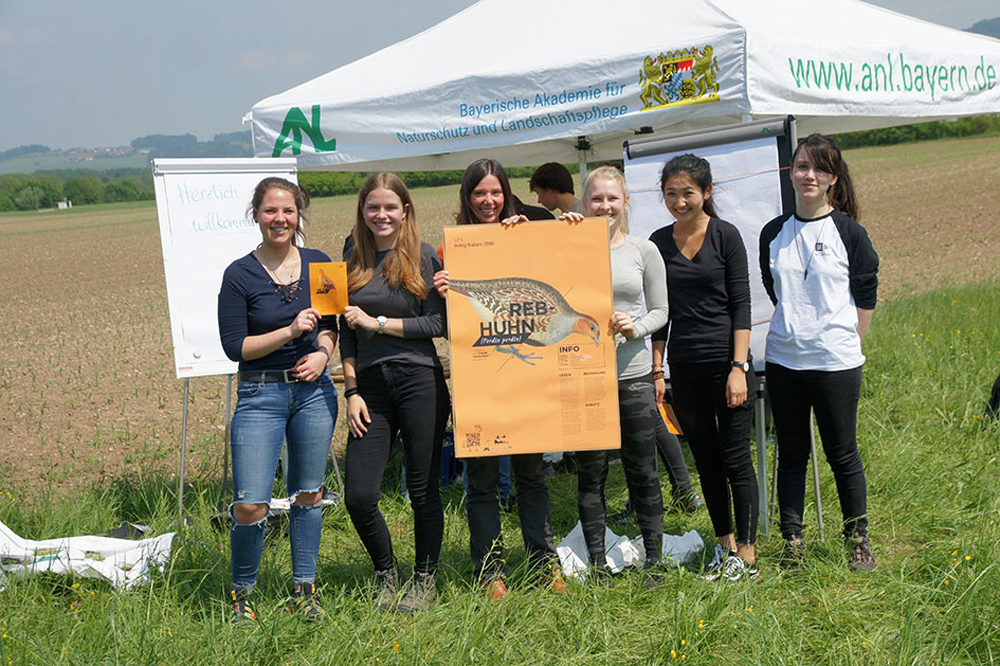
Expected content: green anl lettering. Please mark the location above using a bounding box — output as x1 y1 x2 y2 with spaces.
272 105 337 157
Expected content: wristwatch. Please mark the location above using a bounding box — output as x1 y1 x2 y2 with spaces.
376 315 388 335
731 360 750 373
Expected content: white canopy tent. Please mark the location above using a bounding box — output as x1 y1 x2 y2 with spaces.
248 0 1000 170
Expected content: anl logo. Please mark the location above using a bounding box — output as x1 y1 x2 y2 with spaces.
272 105 337 157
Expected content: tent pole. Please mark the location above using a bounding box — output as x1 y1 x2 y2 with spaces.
810 411 825 543
178 378 190 520
578 153 587 186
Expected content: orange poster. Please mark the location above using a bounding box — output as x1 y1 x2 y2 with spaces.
444 218 620 458
309 261 348 315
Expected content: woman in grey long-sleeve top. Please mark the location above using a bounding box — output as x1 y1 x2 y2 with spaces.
561 165 667 585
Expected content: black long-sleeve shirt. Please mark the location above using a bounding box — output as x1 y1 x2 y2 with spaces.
339 243 446 372
649 217 751 364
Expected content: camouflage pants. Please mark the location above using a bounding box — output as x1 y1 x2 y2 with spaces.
576 375 664 564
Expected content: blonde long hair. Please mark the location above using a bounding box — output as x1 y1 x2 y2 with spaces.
347 172 427 298
583 165 630 236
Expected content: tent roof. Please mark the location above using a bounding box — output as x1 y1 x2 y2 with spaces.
249 0 1000 170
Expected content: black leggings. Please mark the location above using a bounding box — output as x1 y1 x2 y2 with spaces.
576 375 664 563
669 361 758 544
767 362 868 540
344 363 450 574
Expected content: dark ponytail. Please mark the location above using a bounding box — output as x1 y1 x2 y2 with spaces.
793 133 860 221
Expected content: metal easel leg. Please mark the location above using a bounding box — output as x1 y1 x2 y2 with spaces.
810 411 825 543
755 377 769 535
178 378 189 520
223 375 232 488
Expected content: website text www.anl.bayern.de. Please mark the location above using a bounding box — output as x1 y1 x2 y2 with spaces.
788 53 997 101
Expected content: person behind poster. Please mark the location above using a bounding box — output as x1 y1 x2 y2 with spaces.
433 158 564 601
558 165 667 585
759 133 879 572
649 154 760 583
217 177 338 622
340 172 450 613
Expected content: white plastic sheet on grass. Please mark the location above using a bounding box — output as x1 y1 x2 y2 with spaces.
0 520 175 590
557 521 704 578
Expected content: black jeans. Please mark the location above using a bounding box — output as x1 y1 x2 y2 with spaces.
465 452 556 578
669 360 759 544
344 363 450 574
576 375 664 563
767 362 868 540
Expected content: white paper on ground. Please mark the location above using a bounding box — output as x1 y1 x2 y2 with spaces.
0 520 175 591
557 521 704 579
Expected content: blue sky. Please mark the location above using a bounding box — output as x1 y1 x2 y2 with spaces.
0 0 996 151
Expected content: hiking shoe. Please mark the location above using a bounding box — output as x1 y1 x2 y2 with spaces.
641 558 665 589
587 565 616 588
398 571 437 615
230 589 256 624
483 577 509 603
287 582 324 622
499 494 517 513
373 568 400 612
848 535 876 572
699 545 729 581
780 537 807 570
672 492 705 513
721 555 760 584
607 502 634 526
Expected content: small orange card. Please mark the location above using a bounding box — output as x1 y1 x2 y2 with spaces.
309 262 348 315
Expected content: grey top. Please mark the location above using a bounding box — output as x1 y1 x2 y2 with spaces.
611 235 669 380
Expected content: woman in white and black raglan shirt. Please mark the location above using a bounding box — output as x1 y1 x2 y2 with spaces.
759 133 879 572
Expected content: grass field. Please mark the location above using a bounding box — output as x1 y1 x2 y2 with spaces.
0 137 999 664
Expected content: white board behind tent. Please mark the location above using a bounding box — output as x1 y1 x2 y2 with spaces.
624 117 796 372
153 158 298 379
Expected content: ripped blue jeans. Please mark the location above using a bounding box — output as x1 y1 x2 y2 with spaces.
229 372 337 590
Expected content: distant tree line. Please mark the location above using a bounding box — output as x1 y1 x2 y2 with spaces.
833 114 1000 149
131 132 253 159
0 169 154 212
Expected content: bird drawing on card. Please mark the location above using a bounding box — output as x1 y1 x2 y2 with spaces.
449 277 600 365
315 269 337 295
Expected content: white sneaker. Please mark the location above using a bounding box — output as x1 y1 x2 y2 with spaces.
721 555 760 584
700 545 729 581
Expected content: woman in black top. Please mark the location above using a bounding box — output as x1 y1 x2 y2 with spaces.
649 154 759 583
340 172 450 614
218 177 337 622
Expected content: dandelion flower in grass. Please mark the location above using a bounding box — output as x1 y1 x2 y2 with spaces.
671 649 677 659
965 555 972 561
944 580 950 585
681 640 686 646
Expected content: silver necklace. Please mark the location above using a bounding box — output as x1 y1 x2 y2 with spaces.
793 216 829 280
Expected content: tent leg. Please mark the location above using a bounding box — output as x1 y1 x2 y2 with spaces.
178 378 190 520
223 375 233 489
578 153 588 187
329 447 345 498
810 411 825 543
755 377 768 535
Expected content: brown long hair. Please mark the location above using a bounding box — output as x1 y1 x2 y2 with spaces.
248 177 309 245
456 158 516 225
793 133 860 221
347 172 427 298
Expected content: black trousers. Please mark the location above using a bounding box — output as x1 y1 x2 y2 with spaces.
466 452 556 578
344 363 450 574
669 360 759 544
767 362 869 540
576 375 664 563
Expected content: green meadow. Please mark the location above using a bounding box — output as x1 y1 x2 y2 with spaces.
0 137 998 664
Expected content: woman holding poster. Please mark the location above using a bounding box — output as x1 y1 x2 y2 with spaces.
759 133 878 572
433 158 563 601
559 165 667 585
218 177 337 623
649 154 760 584
340 172 450 614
